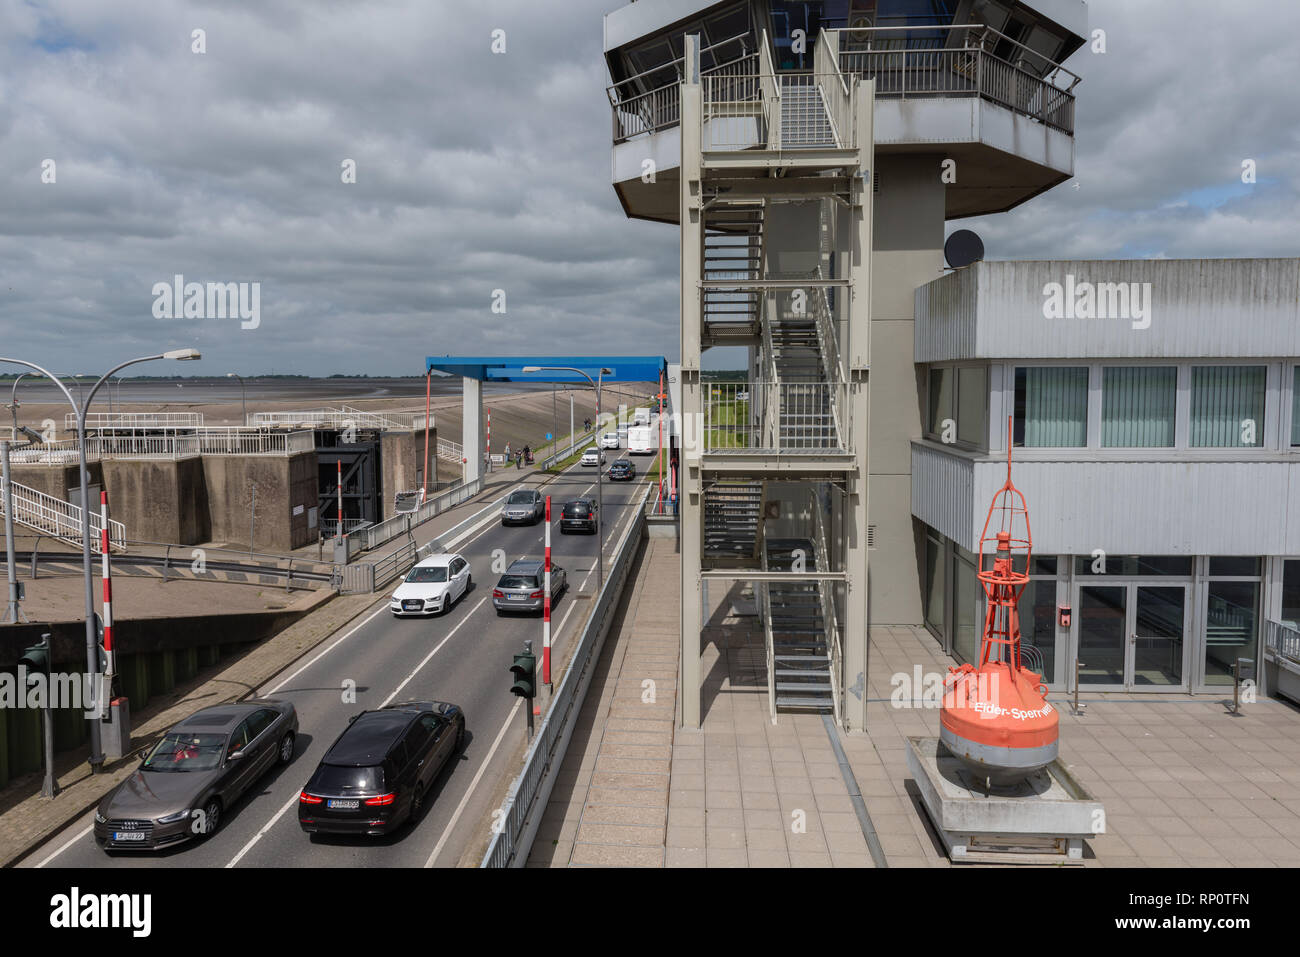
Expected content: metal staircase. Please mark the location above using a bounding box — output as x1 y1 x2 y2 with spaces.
0 478 126 552
779 76 837 148
763 538 833 713
702 204 765 344
702 480 764 567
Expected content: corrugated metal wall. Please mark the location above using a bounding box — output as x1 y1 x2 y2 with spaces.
910 443 976 551
917 259 1300 362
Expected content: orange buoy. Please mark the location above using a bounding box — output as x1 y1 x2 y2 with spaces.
939 418 1059 785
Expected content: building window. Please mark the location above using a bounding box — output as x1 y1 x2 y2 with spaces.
1014 367 1087 448
1282 560 1300 627
1016 572 1058 684
924 533 944 637
1203 574 1260 686
1102 366 1176 447
1190 365 1266 448
957 366 987 447
1074 555 1194 577
927 366 952 437
951 544 979 665
927 364 986 449
1292 367 1300 447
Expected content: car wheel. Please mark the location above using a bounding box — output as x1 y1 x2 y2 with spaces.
200 799 222 838
456 722 467 753
410 785 424 822
277 732 295 765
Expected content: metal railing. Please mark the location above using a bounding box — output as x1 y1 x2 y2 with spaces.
483 482 652 867
830 24 1079 134
67 412 205 430
701 381 844 452
607 31 752 144
86 429 316 458
759 542 777 723
0 478 127 551
1265 619 1300 663
436 438 463 463
811 489 843 728
351 477 484 553
249 406 418 431
319 518 373 539
5 440 86 464
701 52 765 150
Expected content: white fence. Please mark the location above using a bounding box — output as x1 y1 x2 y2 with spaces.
67 412 205 430
0 478 127 551
250 406 420 431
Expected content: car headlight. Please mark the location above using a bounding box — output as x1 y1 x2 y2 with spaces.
95 810 106 824
156 809 191 825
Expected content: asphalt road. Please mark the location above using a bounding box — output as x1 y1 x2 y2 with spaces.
20 453 650 869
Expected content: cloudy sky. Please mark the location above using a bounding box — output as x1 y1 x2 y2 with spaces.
0 0 1296 377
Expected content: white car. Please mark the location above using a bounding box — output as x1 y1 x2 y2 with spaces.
581 448 605 467
390 553 471 617
600 432 620 450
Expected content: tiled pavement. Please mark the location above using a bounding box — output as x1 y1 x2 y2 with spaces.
530 543 1300 867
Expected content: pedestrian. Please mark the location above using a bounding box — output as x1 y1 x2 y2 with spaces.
516 451 522 469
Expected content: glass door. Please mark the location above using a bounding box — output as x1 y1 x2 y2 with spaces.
1076 585 1127 689
1073 583 1189 691
1132 586 1188 689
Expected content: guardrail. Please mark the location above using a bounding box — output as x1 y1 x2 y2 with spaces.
67 412 205 430
352 478 483 553
537 433 598 471
1265 619 1300 663
482 482 652 868
249 406 418 431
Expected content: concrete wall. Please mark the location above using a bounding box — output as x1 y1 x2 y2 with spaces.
11 462 104 504
862 155 945 625
378 430 435 521
202 452 318 551
101 456 209 545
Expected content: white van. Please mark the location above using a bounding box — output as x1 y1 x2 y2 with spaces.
627 425 655 454
632 408 651 427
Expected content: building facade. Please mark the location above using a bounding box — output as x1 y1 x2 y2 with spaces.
913 257 1300 697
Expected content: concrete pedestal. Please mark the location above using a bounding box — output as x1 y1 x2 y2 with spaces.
907 736 1104 865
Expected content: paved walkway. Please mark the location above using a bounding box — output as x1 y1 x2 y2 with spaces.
529 544 1300 868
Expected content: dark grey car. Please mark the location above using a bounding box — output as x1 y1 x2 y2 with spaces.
93 699 299 851
500 489 545 525
492 558 567 614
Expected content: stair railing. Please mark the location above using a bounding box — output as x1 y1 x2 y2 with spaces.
811 488 844 727
759 28 781 148
810 267 848 450
759 536 777 723
815 28 856 149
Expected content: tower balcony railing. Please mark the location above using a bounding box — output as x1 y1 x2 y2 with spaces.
698 381 846 454
827 24 1080 134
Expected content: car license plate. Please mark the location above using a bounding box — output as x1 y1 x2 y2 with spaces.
113 831 146 841
510 594 527 601
327 799 359 810
403 601 421 610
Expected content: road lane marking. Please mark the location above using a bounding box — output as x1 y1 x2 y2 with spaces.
34 822 93 868
264 603 390 695
226 792 300 868
423 697 522 868
381 597 488 707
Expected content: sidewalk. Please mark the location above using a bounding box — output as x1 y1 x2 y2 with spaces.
528 543 1300 868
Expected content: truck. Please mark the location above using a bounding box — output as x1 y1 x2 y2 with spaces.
632 408 652 427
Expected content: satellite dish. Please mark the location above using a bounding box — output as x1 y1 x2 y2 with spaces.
944 229 985 269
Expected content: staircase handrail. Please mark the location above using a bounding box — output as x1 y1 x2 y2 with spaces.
759 532 777 723
811 488 844 727
759 28 781 148
0 477 127 552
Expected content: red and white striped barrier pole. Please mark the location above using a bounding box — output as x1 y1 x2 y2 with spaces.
543 495 551 687
99 491 114 678
486 407 492 473
336 458 343 538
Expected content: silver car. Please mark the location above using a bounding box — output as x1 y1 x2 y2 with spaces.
500 489 545 525
493 559 568 615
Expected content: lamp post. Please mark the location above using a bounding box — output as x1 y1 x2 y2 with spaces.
226 372 248 426
0 348 201 772
522 365 611 591
8 371 32 434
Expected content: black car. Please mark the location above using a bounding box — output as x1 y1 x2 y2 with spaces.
94 700 298 851
298 701 465 837
560 499 598 534
608 460 635 481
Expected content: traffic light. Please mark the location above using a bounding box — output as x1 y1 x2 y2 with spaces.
510 650 536 700
19 634 51 685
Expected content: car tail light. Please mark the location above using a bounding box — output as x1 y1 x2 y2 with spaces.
530 590 543 599
493 588 504 598
364 793 396 806
299 791 322 804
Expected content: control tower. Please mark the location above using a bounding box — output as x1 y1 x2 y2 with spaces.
603 1 1086 730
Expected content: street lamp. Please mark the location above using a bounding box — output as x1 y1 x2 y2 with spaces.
7 371 32 434
0 347 201 773
226 372 248 426
522 365 612 591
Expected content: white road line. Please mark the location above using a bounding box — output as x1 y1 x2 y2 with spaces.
230 595 489 867
34 822 92 868
225 791 300 868
264 603 389 695
380 597 488 707
423 697 521 868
